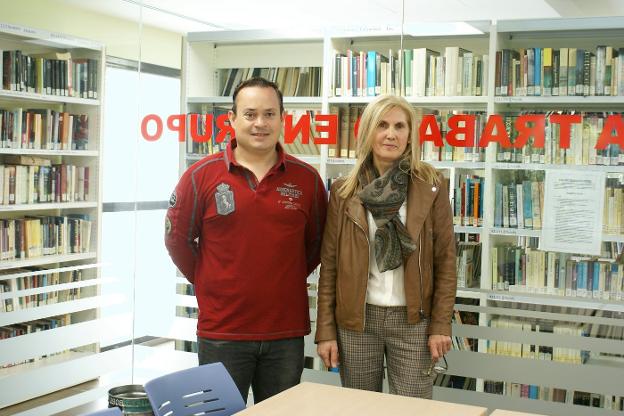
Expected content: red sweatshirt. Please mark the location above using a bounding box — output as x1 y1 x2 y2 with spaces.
165 141 327 340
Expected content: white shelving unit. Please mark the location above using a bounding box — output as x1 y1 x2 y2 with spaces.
0 22 105 408
178 17 624 415
471 19 624 415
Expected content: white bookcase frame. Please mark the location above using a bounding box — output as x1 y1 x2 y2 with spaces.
0 22 105 409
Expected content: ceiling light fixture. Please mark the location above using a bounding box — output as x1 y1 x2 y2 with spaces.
405 21 485 37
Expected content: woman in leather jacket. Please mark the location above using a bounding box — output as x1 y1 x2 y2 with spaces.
315 94 457 398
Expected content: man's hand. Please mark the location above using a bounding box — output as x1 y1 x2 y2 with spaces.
428 334 451 361
317 340 340 368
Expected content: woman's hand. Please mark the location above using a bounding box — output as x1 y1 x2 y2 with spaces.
317 340 340 368
428 334 451 361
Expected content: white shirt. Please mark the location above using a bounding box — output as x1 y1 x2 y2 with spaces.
366 202 407 306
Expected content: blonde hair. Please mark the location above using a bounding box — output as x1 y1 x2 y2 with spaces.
338 95 439 199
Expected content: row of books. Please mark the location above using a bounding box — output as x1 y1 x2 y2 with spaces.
453 174 484 227
562 240 622 261
1 50 98 99
0 314 72 369
484 381 566 403
435 375 476 391
327 105 363 158
0 215 92 261
570 392 624 410
486 381 624 410
419 111 487 163
0 268 87 313
456 241 481 289
177 282 195 296
324 109 622 166
454 172 621 234
184 107 623 166
0 314 70 340
494 112 623 166
0 108 90 150
333 172 617 238
176 305 197 320
419 110 622 166
16 286 87 309
0 280 11 312
603 175 624 234
494 174 544 230
186 108 230 156
435 302 477 388
586 309 624 340
332 47 489 97
0 160 90 205
175 340 198 354
12 268 85 290
220 66 322 97
452 309 478 351
495 46 624 97
491 244 624 300
487 317 588 364
187 108 323 158
281 109 322 156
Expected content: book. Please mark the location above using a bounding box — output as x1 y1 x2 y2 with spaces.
3 155 51 166
412 48 439 97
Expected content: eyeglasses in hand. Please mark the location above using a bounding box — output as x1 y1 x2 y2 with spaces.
422 355 448 376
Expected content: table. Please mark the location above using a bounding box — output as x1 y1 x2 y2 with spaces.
490 411 548 416
235 382 488 416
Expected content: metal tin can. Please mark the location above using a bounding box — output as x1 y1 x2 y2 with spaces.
108 385 154 415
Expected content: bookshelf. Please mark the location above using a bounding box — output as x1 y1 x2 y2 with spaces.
0 22 105 408
475 19 624 415
179 18 624 414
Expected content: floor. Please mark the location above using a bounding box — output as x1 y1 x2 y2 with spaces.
0 379 108 416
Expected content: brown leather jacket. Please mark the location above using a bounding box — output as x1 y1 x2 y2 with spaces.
315 172 457 343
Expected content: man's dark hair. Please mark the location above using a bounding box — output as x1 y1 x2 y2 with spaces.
231 77 284 115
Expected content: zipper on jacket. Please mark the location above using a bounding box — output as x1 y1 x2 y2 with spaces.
347 212 370 330
418 233 426 320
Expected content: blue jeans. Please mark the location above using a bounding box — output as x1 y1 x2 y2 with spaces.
197 336 304 404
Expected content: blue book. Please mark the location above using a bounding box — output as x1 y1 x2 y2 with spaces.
578 262 586 294
522 181 533 228
527 48 535 95
592 262 600 296
534 47 542 95
529 385 539 399
367 50 377 96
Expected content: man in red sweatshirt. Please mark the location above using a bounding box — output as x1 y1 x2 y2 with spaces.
165 77 327 403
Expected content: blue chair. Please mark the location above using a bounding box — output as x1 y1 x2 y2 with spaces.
144 362 246 416
83 407 122 416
